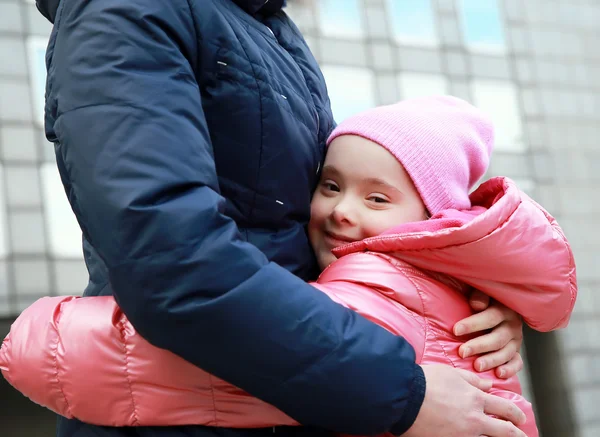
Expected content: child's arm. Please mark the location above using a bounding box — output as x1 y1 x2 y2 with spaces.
457 206 576 333
1 296 192 426
0 295 297 427
0 253 427 428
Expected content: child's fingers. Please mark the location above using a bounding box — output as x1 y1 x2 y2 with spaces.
468 289 490 311
454 305 505 337
459 321 513 358
472 340 521 374
495 353 524 379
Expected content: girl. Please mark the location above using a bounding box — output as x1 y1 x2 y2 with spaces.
1 96 575 437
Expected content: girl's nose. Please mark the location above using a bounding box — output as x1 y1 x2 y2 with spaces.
331 199 356 226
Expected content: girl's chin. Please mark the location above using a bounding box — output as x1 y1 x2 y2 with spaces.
317 251 337 271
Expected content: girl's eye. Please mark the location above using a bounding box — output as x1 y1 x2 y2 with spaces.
368 195 389 204
323 181 340 192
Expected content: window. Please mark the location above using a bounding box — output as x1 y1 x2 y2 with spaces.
0 166 7 258
27 37 49 126
386 0 438 46
397 73 449 100
471 80 525 152
459 0 506 53
317 0 364 39
321 66 376 122
40 163 83 258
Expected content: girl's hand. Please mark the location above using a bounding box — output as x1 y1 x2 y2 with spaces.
453 290 524 379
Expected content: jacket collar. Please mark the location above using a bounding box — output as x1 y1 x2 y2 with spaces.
232 0 286 16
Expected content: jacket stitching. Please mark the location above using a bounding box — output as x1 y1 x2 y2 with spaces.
273 13 323 140
430 326 460 368
399 266 462 368
205 32 317 136
207 38 313 106
52 308 74 418
530 197 578 329
396 268 429 364
216 69 314 135
547 220 578 330
185 0 202 73
239 47 264 223
117 317 140 426
330 252 428 336
53 0 66 32
270 14 321 110
213 7 265 221
271 13 323 151
370 255 429 363
207 374 219 426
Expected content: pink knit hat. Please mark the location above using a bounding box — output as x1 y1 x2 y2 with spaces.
326 95 494 215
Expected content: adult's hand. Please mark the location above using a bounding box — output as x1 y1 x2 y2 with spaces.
454 290 524 379
404 364 527 437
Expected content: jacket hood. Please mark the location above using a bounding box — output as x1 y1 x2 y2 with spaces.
334 177 577 332
36 0 287 24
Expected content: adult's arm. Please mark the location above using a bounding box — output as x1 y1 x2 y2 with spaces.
46 0 423 434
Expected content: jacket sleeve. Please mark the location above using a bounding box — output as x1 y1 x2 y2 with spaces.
0 296 298 427
463 197 576 333
45 0 424 434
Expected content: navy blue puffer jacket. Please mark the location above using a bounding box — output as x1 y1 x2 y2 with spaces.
36 0 425 436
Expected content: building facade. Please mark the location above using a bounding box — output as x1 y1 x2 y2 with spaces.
0 0 598 436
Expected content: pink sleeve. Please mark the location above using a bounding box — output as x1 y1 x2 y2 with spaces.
0 256 426 427
1 296 79 420
0 295 209 427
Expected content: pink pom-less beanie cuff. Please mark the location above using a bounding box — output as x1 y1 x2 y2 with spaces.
326 95 495 216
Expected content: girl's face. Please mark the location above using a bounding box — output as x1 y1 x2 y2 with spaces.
309 135 428 270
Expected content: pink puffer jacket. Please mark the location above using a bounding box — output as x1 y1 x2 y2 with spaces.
0 177 576 436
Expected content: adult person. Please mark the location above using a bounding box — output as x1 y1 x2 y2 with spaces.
35 0 525 436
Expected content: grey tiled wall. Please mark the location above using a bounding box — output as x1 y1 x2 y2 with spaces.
0 0 88 319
